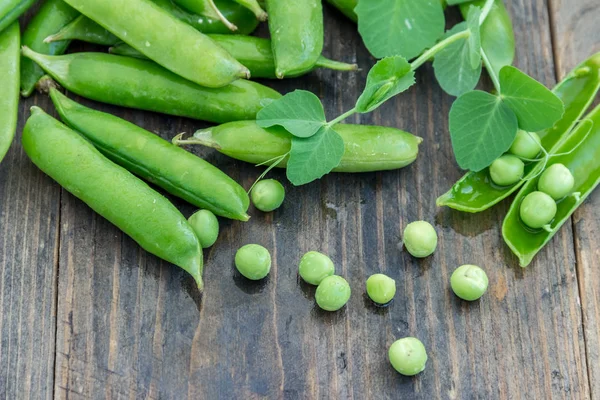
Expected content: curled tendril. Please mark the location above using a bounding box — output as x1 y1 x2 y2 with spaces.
248 152 290 194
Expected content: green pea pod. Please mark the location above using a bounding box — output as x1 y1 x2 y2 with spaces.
44 14 118 46
177 121 422 172
22 107 205 290
109 36 358 79
266 0 324 78
437 53 600 212
233 0 267 21
62 0 249 88
0 22 19 164
503 105 600 267
22 48 281 123
20 0 79 97
325 0 357 22
0 0 37 33
50 89 250 221
173 0 238 30
459 0 515 78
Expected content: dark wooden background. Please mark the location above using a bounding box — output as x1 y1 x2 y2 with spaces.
1 0 599 398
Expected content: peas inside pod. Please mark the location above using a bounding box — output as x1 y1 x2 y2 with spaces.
489 154 524 187
315 275 351 311
235 244 272 280
509 130 542 159
537 163 575 200
298 251 335 285
450 264 488 301
388 337 428 376
366 274 396 305
188 210 220 248
251 179 285 212
519 191 557 230
402 221 438 258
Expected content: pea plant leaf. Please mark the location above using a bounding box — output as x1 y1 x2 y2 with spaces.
446 0 477 4
355 0 445 59
432 23 482 96
465 5 482 69
449 90 518 171
355 56 416 113
499 66 565 132
256 90 326 138
286 126 345 186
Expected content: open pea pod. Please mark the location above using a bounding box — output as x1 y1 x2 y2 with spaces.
503 104 600 267
437 52 600 212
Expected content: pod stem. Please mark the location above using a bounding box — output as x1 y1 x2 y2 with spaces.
43 31 66 44
236 0 268 21
172 131 220 149
315 56 359 72
35 75 60 94
207 0 238 31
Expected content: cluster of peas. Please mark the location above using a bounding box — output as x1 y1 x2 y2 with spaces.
187 179 490 376
488 130 576 230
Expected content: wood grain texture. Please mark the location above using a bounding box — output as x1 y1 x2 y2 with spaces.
0 0 597 399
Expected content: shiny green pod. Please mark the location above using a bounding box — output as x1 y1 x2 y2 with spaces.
61 0 249 88
325 0 357 21
437 53 600 212
44 14 118 45
22 49 281 123
50 90 251 221
0 0 36 33
503 105 600 267
109 36 358 79
178 121 422 173
0 22 19 164
20 0 79 97
22 107 205 290
265 0 324 78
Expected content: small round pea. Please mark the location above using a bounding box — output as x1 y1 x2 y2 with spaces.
388 337 428 376
315 275 351 311
519 191 557 229
251 179 285 212
188 209 219 248
235 244 271 280
489 154 524 186
298 251 335 285
538 163 575 200
509 130 542 159
450 264 488 301
403 221 438 258
366 274 396 305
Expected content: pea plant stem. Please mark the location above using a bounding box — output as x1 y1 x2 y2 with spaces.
410 29 470 71
479 0 495 25
481 50 502 93
327 107 357 126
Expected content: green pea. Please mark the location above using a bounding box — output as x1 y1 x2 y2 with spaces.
509 130 542 159
403 221 438 258
450 264 488 301
251 179 285 212
388 337 428 376
366 274 396 305
188 210 219 248
298 251 335 285
538 163 575 200
235 244 271 280
315 275 351 311
519 191 557 229
489 154 524 186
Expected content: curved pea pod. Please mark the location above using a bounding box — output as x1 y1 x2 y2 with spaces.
110 36 358 79
44 15 119 46
325 0 357 21
437 52 600 212
20 0 79 97
503 105 600 267
22 49 281 123
0 0 37 33
459 0 514 77
178 121 422 173
22 107 205 290
50 89 250 221
266 0 324 78
62 0 249 88
0 23 19 164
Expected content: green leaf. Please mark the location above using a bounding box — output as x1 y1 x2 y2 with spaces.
465 6 481 69
355 56 416 113
499 66 565 132
287 126 345 186
447 0 477 4
355 0 445 59
433 23 482 96
449 90 518 171
256 90 326 138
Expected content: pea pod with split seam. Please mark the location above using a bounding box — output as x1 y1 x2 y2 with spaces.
266 0 323 78
22 49 281 124
50 89 250 221
0 0 37 33
176 121 422 173
503 105 600 267
110 36 358 79
437 53 600 212
61 0 249 88
22 107 205 290
20 0 79 97
0 23 19 164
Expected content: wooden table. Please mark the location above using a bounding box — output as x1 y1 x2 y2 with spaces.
1 1 599 398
